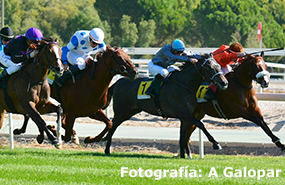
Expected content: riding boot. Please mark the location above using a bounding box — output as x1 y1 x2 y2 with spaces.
0 69 9 80
54 65 81 87
145 74 164 97
204 84 217 101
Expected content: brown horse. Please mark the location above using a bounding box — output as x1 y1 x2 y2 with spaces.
184 52 285 157
0 40 64 148
15 45 138 143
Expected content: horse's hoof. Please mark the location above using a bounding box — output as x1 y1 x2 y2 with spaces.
37 135 44 144
52 140 62 149
213 143 222 150
72 135 80 145
84 136 92 144
13 129 23 135
101 136 107 142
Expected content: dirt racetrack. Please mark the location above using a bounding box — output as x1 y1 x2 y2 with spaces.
1 100 285 157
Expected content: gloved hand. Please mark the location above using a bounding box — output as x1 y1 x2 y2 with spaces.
29 50 39 58
63 63 69 71
189 58 198 64
237 53 246 58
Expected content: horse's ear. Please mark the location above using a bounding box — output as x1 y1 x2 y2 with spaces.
260 51 264 57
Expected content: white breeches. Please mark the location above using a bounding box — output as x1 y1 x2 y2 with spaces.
148 61 180 78
221 65 232 75
67 52 89 70
0 50 22 75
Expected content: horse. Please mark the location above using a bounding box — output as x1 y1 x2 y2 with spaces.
183 52 285 157
14 45 138 144
102 53 229 158
0 39 64 148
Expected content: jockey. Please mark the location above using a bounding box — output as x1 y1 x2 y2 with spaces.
145 39 201 97
0 27 43 80
204 42 246 100
54 27 106 87
0 27 14 51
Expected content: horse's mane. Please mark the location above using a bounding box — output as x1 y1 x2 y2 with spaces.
231 54 255 72
180 53 211 70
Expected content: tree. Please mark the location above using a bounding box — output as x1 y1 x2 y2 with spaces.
115 15 138 47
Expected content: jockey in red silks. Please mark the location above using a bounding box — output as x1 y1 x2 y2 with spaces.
0 27 42 80
204 42 246 100
146 39 201 97
54 28 106 87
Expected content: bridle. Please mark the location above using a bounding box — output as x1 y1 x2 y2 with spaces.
101 49 129 75
36 42 62 72
27 42 62 91
196 57 223 84
248 57 270 82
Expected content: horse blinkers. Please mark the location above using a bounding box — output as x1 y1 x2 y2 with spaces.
201 57 228 90
249 56 270 88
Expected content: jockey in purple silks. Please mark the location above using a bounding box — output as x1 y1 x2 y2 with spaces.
0 27 43 79
54 28 106 87
146 39 201 97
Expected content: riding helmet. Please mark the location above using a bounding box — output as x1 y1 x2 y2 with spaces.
229 43 244 53
0 27 14 38
171 39 185 52
89 28 104 44
25 27 43 42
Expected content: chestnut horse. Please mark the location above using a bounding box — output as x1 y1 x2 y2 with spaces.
102 54 228 158
0 40 64 148
184 52 285 157
14 45 138 143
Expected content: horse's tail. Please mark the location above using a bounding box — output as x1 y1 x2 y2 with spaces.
102 83 115 110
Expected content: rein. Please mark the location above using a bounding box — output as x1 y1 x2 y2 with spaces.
26 42 61 91
172 57 217 93
100 49 128 75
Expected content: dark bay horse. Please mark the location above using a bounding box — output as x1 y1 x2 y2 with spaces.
184 52 285 157
0 40 64 148
14 45 138 144
102 54 229 158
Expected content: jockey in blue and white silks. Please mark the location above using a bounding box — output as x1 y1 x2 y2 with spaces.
54 28 106 87
61 28 106 71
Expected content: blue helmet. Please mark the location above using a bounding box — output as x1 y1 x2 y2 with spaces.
171 39 185 53
26 27 43 42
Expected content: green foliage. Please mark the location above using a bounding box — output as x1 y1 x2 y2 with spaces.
1 0 285 49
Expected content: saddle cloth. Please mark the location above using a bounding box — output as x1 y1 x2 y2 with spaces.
137 79 152 99
196 83 210 103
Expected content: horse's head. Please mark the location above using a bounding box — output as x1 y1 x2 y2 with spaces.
198 54 228 90
244 52 270 88
103 45 138 79
37 40 64 76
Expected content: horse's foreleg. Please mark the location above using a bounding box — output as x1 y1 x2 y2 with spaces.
84 109 112 143
244 110 285 152
13 114 30 135
179 120 192 158
0 109 6 129
37 101 63 145
23 101 60 148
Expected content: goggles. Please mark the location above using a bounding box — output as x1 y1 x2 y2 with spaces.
1 37 12 42
172 50 184 55
89 37 99 45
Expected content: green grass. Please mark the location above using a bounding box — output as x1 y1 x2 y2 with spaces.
0 147 284 185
